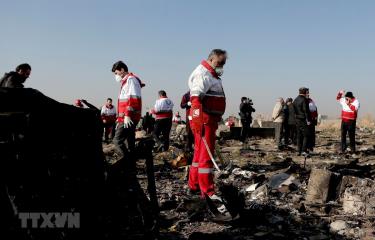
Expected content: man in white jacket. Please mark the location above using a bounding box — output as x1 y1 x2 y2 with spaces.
272 97 285 149
151 90 174 151
188 49 227 199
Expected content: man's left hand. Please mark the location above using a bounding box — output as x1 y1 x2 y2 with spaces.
124 116 134 128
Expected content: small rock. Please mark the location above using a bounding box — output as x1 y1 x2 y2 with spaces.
309 234 329 240
330 220 347 233
251 184 268 200
245 183 259 192
254 232 269 238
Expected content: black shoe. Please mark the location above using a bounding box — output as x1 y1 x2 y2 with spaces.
187 188 201 196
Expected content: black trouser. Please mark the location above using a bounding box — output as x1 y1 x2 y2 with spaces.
185 119 194 152
296 120 309 153
307 124 316 151
240 119 251 142
341 120 356 152
290 124 297 145
153 118 172 151
143 122 154 135
284 123 296 145
274 122 284 147
113 122 136 163
104 121 116 140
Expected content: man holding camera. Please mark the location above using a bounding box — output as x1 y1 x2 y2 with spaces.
336 90 360 153
239 97 256 143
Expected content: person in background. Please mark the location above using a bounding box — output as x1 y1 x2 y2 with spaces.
73 99 99 110
101 98 117 142
272 97 285 150
74 99 84 108
336 90 360 153
307 89 318 152
225 116 235 128
142 112 155 135
284 98 297 145
172 111 182 124
0 63 32 88
112 60 145 162
239 97 256 143
293 87 312 156
180 91 194 152
151 90 174 152
188 49 227 200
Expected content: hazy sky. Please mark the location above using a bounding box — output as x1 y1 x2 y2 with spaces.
1 0 374 119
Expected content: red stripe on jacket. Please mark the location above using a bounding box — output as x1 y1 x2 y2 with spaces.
117 73 144 123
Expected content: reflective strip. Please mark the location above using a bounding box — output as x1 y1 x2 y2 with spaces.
198 168 213 174
158 110 173 113
190 91 205 98
205 94 225 97
126 107 141 114
119 95 141 102
205 94 225 98
206 91 225 97
190 90 201 95
203 108 225 115
128 95 141 99
192 162 199 167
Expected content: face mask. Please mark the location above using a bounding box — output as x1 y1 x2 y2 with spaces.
215 67 224 76
115 74 123 82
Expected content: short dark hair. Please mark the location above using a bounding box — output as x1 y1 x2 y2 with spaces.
112 61 128 72
16 63 31 72
241 97 247 102
299 87 309 94
158 90 167 97
208 49 227 59
345 92 354 99
107 98 112 102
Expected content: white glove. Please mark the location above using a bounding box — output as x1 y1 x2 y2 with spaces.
124 116 133 128
187 101 192 106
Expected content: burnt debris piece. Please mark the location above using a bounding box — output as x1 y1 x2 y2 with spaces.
0 88 159 240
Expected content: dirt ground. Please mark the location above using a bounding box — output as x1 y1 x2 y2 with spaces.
104 122 375 240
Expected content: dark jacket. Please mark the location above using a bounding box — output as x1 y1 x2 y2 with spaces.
239 102 256 121
180 92 191 110
180 91 191 121
0 72 25 88
293 95 312 123
282 105 289 123
287 103 296 125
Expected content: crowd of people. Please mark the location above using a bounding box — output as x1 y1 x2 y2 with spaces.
271 87 319 155
1 50 361 201
268 87 360 156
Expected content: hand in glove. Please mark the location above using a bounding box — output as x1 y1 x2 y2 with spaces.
124 116 134 128
187 101 192 106
190 101 203 135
